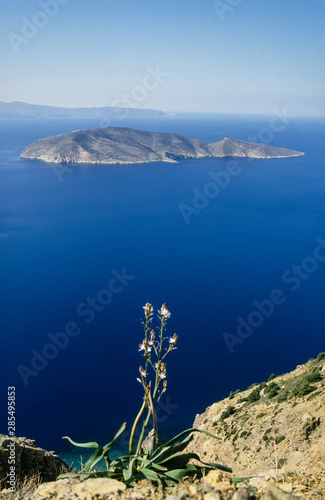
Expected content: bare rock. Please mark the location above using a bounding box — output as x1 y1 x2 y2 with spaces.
141 429 164 456
232 488 250 500
0 435 70 489
33 477 126 499
203 492 222 500
261 484 299 499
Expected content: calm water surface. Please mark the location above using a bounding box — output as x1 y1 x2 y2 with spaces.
1 113 324 462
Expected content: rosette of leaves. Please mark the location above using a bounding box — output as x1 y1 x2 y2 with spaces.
59 426 231 487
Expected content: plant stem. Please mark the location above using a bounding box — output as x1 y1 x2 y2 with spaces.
129 393 148 455
135 399 151 455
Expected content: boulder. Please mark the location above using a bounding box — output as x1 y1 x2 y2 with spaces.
0 435 70 489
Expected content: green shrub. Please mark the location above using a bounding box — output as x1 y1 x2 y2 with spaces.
276 392 288 403
265 382 280 398
292 378 315 397
256 412 266 419
307 368 323 383
247 387 261 403
277 458 286 469
268 373 276 382
229 389 241 399
275 435 285 445
316 352 325 362
220 406 236 421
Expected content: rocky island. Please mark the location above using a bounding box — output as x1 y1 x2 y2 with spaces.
20 127 305 165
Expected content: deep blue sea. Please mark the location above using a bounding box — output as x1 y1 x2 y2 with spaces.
1 113 325 465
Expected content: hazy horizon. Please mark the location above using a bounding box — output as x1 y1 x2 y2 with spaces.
1 99 325 119
2 0 324 117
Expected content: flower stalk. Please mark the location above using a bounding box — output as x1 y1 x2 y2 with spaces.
129 302 177 456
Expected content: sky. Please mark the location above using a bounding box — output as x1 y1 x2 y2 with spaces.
1 0 324 115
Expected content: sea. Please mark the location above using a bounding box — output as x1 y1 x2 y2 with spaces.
1 112 324 466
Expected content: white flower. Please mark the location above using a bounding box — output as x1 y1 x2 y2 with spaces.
159 372 167 379
159 303 171 319
143 303 153 316
139 367 146 377
139 342 152 353
169 337 176 344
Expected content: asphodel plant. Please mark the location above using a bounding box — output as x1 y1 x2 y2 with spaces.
129 302 176 456
59 304 232 486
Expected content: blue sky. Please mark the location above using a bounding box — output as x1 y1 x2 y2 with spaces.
1 0 324 115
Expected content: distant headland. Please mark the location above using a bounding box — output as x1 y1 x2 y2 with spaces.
20 127 305 165
0 100 163 118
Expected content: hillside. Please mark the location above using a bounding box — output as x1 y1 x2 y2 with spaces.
186 353 325 496
20 127 305 164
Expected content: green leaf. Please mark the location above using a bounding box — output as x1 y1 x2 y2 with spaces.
57 470 121 480
150 428 220 461
198 460 232 473
62 436 99 449
122 456 137 482
130 454 167 471
160 450 232 474
231 476 253 484
160 452 200 469
102 422 127 455
164 468 195 481
84 446 105 472
139 468 161 482
150 435 193 464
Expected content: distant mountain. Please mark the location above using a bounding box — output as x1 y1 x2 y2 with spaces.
0 101 163 118
21 127 305 164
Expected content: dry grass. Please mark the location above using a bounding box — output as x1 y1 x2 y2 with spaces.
0 471 40 499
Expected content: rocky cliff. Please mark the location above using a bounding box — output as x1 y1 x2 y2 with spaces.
0 435 69 490
185 353 325 494
20 127 305 164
